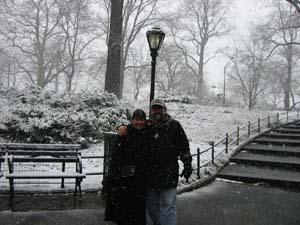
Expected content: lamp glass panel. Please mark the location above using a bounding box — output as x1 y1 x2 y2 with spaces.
149 33 161 49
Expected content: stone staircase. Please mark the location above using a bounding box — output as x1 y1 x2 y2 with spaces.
217 121 300 188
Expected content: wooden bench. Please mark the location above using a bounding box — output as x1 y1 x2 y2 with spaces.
0 143 86 198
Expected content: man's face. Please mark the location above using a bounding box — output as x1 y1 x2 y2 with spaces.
150 105 166 122
132 117 146 130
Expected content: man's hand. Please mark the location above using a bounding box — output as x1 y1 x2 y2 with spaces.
180 154 192 182
180 166 192 182
117 126 128 136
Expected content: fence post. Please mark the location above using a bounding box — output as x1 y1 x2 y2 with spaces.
277 113 279 123
225 133 229 154
209 141 215 165
61 162 65 188
236 126 240 145
267 115 270 128
248 121 251 137
197 148 200 179
258 118 261 133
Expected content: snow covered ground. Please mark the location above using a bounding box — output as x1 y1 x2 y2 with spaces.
166 102 270 152
0 102 281 192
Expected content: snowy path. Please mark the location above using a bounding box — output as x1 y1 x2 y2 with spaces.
0 181 299 225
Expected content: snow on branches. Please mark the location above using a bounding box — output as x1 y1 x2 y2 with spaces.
0 87 129 145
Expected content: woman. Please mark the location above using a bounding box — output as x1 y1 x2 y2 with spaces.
104 109 149 225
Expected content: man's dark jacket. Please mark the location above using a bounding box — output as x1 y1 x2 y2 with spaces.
147 114 191 189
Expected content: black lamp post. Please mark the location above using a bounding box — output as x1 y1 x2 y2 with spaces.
146 27 165 105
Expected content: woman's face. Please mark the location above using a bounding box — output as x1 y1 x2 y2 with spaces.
132 118 146 130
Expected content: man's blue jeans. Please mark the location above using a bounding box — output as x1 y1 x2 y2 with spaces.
146 187 177 225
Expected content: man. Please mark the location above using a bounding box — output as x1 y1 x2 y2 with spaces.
118 99 192 225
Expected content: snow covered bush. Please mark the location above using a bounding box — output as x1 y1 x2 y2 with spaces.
0 86 129 144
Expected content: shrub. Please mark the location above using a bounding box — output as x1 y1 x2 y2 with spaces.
0 87 129 144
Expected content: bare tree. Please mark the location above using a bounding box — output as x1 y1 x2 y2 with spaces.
156 43 188 95
275 1 300 110
57 0 97 92
85 55 107 91
262 62 285 110
228 36 271 110
126 49 150 100
260 0 300 109
168 0 230 99
0 0 69 88
0 49 19 88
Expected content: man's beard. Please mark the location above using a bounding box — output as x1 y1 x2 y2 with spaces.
151 113 163 122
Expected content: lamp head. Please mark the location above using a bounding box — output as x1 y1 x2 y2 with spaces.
146 27 165 51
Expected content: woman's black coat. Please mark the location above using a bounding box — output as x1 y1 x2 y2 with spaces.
104 125 149 225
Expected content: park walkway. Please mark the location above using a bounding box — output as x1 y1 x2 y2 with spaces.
0 180 299 225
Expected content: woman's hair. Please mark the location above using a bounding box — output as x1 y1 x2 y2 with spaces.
132 109 146 120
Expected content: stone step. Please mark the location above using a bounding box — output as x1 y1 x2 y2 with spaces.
231 152 300 169
254 137 300 145
263 132 300 139
242 144 300 156
273 128 300 134
282 124 300 129
218 164 300 187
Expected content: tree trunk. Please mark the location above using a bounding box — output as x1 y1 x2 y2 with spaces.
7 61 11 88
196 45 205 98
67 66 75 92
196 76 203 98
284 45 293 110
290 88 296 109
284 88 290 110
37 72 44 87
37 59 46 88
67 76 73 92
104 0 123 99
119 59 125 99
55 75 59 93
248 93 252 111
134 89 139 100
12 63 17 87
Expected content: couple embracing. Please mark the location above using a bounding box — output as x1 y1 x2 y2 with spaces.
105 99 192 225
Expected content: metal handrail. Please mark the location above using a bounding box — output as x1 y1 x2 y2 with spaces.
192 110 300 179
